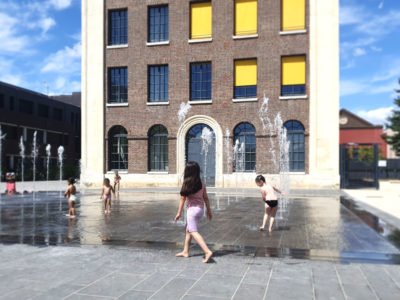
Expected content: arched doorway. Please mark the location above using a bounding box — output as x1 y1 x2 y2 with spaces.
186 124 216 186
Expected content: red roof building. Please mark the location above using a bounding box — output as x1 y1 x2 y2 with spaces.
339 109 387 158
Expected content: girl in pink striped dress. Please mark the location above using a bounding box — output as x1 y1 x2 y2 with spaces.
174 161 213 263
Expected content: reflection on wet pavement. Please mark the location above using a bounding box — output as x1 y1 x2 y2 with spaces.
0 191 400 264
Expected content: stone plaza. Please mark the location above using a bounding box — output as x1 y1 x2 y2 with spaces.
0 189 400 299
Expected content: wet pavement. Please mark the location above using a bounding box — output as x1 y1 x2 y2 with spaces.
0 191 399 263
1 191 400 299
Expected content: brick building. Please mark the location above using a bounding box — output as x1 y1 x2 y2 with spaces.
340 109 387 158
82 0 339 188
0 81 81 180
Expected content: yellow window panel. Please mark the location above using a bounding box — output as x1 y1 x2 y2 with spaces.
235 0 257 36
282 56 306 85
191 2 212 39
235 59 257 86
282 0 305 31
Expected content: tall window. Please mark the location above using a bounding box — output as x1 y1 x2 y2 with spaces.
281 56 306 96
53 108 63 121
109 9 128 45
148 65 169 102
38 104 49 118
148 125 168 171
0 94 4 108
235 0 257 36
108 67 128 103
190 1 212 39
282 0 305 32
234 123 256 172
190 62 211 100
234 59 257 98
148 5 169 42
284 120 305 172
108 126 128 170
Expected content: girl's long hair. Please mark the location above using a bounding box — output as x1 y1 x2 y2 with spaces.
180 161 202 196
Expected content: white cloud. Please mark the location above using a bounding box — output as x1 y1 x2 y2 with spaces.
372 60 400 82
39 17 56 34
0 74 22 86
370 46 382 52
379 1 384 9
353 48 366 57
41 42 81 74
340 37 375 59
355 10 400 36
48 0 72 10
340 5 364 25
357 107 393 125
0 12 29 53
340 80 368 97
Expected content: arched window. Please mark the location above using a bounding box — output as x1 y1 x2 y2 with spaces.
284 120 305 172
108 126 128 171
234 122 256 172
148 125 168 171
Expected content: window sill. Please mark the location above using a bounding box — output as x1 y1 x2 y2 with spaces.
107 170 128 174
232 34 258 40
147 171 169 175
188 38 212 44
188 99 212 105
232 98 258 103
280 30 307 36
106 44 128 49
106 103 129 107
147 102 169 106
279 95 308 100
288 172 306 175
146 41 170 46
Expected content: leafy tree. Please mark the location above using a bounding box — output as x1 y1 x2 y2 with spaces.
383 79 400 154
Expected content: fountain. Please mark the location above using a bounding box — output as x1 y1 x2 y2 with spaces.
177 102 192 123
239 142 245 194
31 131 38 191
259 95 277 174
19 136 25 184
233 139 239 196
224 129 231 202
200 127 213 186
0 126 6 196
46 144 51 193
58 146 64 198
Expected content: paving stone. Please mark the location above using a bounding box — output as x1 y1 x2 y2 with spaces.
360 264 400 299
265 278 313 300
133 271 178 292
341 284 377 300
187 273 242 298
150 277 197 300
118 290 153 300
232 283 265 300
31 283 84 300
0 288 42 300
78 272 147 298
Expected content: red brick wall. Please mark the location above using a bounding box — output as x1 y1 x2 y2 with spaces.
104 0 310 174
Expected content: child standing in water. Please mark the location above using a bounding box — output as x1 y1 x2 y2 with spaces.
174 161 213 263
64 177 77 218
113 171 121 194
255 175 285 232
100 178 115 214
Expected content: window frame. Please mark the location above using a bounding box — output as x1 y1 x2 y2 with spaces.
108 126 128 171
190 61 212 101
281 55 306 97
281 0 306 32
148 5 169 43
148 65 169 102
108 67 128 104
148 125 169 172
233 122 256 172
234 0 258 37
190 1 212 40
108 9 128 46
284 120 305 172
234 58 257 99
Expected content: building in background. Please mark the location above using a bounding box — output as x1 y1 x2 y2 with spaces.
339 109 386 158
0 81 81 180
82 0 339 188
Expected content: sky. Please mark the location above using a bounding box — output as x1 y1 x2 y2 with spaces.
0 0 399 126
0 0 80 96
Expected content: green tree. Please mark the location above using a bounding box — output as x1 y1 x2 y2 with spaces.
383 79 400 154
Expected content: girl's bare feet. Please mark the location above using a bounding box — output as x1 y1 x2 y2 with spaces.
259 227 265 231
268 227 273 232
203 251 213 263
176 252 189 258
104 210 107 214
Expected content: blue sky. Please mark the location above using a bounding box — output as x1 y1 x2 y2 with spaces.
0 0 398 126
0 0 80 95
